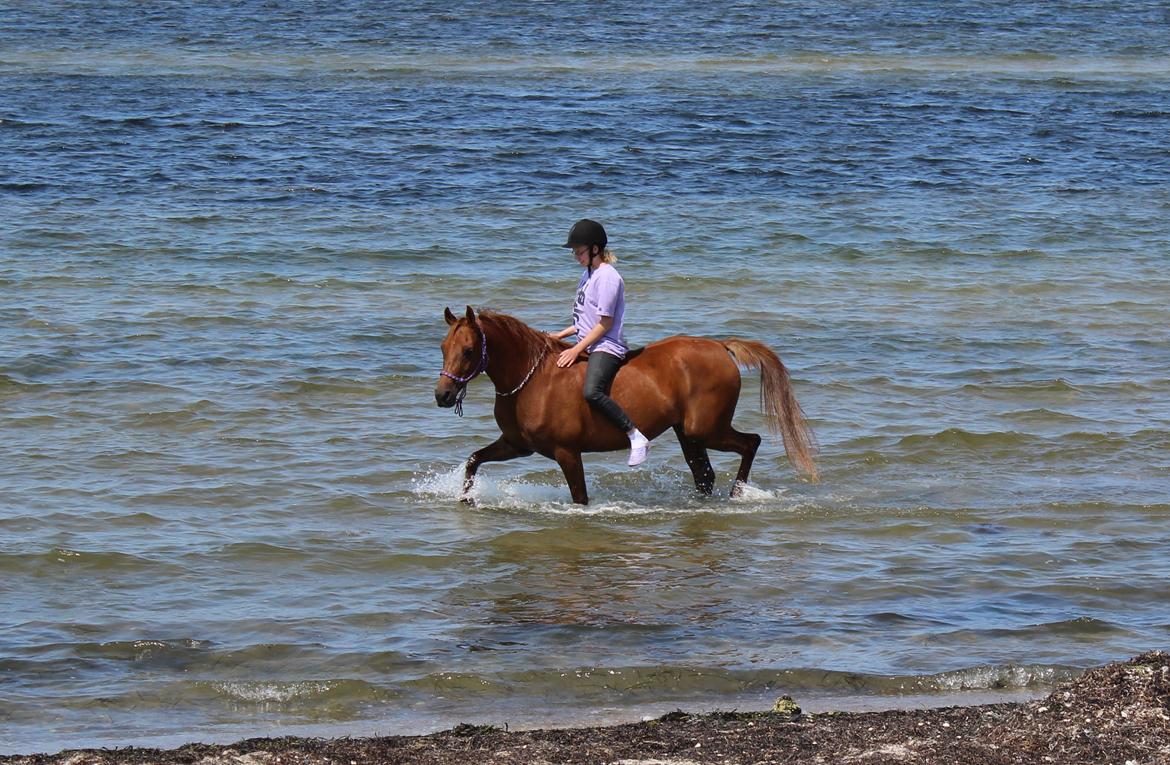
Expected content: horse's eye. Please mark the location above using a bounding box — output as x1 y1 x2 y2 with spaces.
462 348 474 359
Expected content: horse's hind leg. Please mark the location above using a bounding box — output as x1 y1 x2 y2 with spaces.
705 427 762 498
674 425 715 495
463 437 531 503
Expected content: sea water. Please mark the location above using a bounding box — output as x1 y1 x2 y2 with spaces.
3 0 1170 754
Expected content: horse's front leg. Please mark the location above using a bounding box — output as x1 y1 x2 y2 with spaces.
553 446 589 504
463 437 531 503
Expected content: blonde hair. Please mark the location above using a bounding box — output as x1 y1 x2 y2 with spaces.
600 248 617 264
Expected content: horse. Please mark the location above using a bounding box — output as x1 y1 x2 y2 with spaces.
434 306 818 504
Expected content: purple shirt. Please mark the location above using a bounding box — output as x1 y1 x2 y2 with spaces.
572 263 628 358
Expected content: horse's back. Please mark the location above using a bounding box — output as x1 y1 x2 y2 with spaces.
517 335 742 450
606 336 739 440
626 336 739 380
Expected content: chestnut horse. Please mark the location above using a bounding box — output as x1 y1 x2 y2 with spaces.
434 306 817 504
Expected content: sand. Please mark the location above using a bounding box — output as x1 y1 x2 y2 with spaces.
5 652 1168 765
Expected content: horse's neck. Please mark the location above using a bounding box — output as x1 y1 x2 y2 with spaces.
483 324 543 392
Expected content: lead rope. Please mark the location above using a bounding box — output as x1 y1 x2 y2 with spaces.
453 384 467 418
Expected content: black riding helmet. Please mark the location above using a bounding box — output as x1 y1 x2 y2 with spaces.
562 219 607 250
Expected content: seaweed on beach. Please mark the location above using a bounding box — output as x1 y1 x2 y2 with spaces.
5 652 1169 765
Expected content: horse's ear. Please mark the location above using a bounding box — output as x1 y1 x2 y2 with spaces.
444 307 457 326
464 305 476 322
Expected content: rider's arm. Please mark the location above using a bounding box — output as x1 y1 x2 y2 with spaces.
557 316 612 367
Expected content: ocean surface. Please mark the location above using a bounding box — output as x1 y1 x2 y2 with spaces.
4 0 1170 755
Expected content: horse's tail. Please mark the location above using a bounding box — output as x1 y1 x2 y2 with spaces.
722 339 819 482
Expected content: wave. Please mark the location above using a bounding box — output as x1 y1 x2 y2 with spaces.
0 374 43 394
404 661 1077 699
0 547 185 576
94 114 158 127
172 314 253 327
888 426 1170 454
34 659 1073 719
199 678 392 706
5 352 77 378
1109 108 1170 119
0 181 53 193
7 48 1170 79
933 617 1138 644
3 642 436 683
828 427 1170 478
896 427 1031 450
212 542 313 562
122 402 222 429
50 678 397 714
274 377 382 398
0 117 61 128
959 377 1083 394
999 407 1095 425
70 638 212 662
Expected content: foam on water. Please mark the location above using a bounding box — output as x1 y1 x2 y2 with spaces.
411 463 798 517
209 680 370 705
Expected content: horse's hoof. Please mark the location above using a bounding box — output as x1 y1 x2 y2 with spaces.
460 495 477 507
730 481 746 498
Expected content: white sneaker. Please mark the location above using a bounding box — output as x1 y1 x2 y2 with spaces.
628 430 650 467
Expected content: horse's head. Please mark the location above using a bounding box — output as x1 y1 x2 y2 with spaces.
435 305 486 410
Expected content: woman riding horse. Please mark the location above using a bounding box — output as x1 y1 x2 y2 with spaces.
546 219 651 467
436 306 817 505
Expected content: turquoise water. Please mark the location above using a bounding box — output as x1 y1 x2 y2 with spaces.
3 1 1170 755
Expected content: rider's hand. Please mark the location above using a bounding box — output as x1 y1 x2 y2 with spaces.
557 347 579 368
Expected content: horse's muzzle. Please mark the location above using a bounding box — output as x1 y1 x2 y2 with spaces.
435 387 457 408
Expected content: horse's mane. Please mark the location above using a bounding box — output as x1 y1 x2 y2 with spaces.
477 310 566 363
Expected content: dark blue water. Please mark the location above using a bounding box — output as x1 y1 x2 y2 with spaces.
4 1 1170 755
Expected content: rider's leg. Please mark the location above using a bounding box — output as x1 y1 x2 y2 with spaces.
583 352 650 466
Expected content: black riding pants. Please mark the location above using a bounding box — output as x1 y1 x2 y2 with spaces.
583 351 635 434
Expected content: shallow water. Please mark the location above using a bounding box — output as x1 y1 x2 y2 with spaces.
3 0 1170 755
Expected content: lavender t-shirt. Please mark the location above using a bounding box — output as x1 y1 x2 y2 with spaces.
572 263 628 358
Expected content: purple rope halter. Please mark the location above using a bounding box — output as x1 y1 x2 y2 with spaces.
439 324 487 417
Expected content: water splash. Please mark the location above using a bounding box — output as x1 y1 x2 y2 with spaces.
411 463 795 517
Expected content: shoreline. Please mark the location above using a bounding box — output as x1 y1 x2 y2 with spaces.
0 688 1049 758
4 652 1167 765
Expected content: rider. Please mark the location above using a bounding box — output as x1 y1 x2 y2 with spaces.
549 219 651 467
